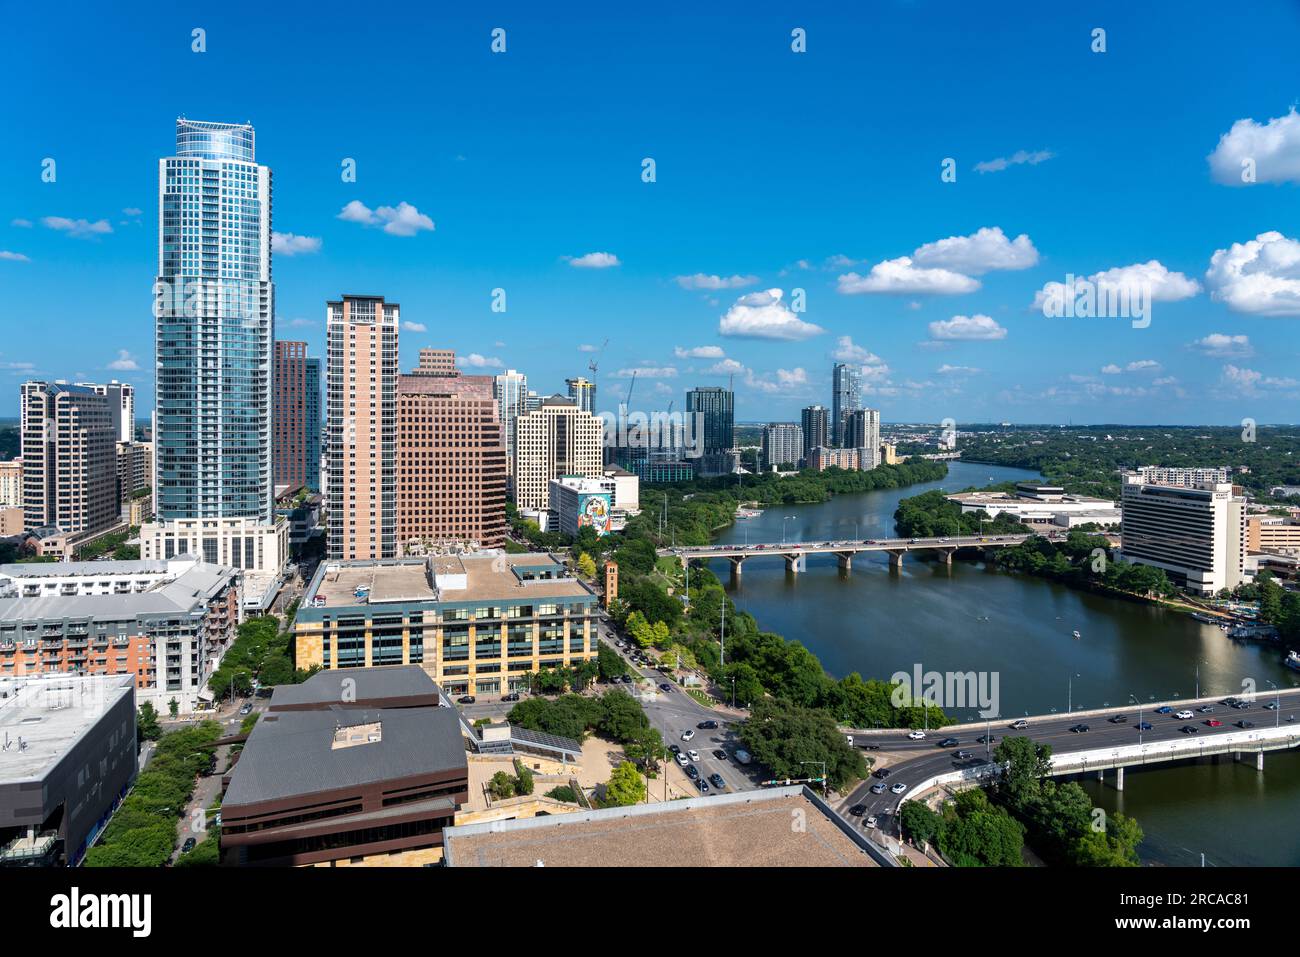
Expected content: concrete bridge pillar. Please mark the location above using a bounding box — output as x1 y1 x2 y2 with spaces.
887 550 905 571
784 552 805 574
939 548 955 566
1257 750 1265 772
728 557 744 584
836 552 853 572
1116 766 1124 791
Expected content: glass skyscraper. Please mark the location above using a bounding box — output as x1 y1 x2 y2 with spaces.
155 118 274 523
832 362 861 447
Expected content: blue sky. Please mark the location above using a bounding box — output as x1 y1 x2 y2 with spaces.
3 0 1299 424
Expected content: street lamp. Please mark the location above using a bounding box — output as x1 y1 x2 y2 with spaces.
1068 672 1081 713
1130 693 1143 745
1267 680 1280 728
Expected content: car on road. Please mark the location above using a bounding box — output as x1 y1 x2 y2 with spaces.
1069 724 1089 733
695 778 710 793
1175 710 1194 720
906 730 926 740
848 803 866 816
658 683 673 693
1232 700 1250 710
976 734 995 744
1197 705 1215 714
1136 722 1153 731
1264 702 1280 710
684 764 699 779
953 750 973 759
680 729 695 742
181 837 196 854
1236 720 1255 729
859 743 881 751
502 692 520 702
864 815 878 829
458 695 476 705
873 767 892 779
675 753 689 767
709 773 727 789
1221 697 1239 706
889 782 907 794
1107 715 1128 724
712 749 728 761
239 703 253 716
1009 719 1029 730
1180 724 1200 734
1205 719 1223 727
687 749 700 762
937 737 959 748
1155 706 1173 714
697 720 719 730
869 783 887 794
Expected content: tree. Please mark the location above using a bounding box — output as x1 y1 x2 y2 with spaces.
603 761 647 806
992 736 1053 813
577 552 598 579
167 698 179 719
899 800 943 850
739 698 867 791
137 702 162 742
514 764 535 796
937 788 1024 867
488 771 516 800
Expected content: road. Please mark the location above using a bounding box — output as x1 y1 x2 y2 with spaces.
839 688 1300 837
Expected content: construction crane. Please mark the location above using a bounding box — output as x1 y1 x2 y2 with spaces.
587 337 609 377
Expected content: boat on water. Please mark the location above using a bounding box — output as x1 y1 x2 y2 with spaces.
1286 651 1300 673
735 508 762 519
1071 630 1081 640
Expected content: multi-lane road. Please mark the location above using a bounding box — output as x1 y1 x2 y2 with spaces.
840 688 1300 833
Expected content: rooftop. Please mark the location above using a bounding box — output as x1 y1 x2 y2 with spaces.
268 665 443 711
304 552 593 610
0 674 135 782
0 562 238 625
223 706 466 808
443 786 880 868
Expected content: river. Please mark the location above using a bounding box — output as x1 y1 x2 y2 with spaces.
708 460 1300 865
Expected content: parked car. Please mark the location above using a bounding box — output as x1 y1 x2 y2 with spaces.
238 703 253 716
684 764 699 779
687 749 700 762
502 692 520 702
181 837 196 854
709 773 726 789
695 778 710 793
675 752 689 767
668 744 681 755
458 695 476 705
711 749 728 761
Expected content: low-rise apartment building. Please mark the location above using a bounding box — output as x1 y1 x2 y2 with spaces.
0 557 241 712
294 552 598 697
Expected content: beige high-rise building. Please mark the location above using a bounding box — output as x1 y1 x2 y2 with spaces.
20 381 119 536
397 361 508 551
326 295 400 560
512 396 604 511
0 458 21 509
411 349 459 377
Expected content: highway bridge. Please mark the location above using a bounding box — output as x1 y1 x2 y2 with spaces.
838 687 1300 853
660 532 1054 576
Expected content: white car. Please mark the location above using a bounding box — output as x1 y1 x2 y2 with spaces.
1175 710 1194 720
907 730 926 740
864 815 878 829
890 782 908 794
687 749 700 762
675 753 689 767
680 729 695 742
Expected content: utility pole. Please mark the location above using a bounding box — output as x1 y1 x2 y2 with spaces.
720 598 726 667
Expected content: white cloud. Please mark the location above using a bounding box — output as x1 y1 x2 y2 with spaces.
1205 231 1300 316
122 207 142 217
1100 364 1122 375
830 336 881 364
0 251 30 262
1208 109 1300 186
838 257 980 295
1032 261 1200 311
1189 333 1253 358
674 273 757 290
674 345 725 359
288 317 317 328
42 216 112 238
974 149 1054 174
337 200 435 236
928 314 1007 341
936 364 980 375
272 231 322 256
459 353 503 369
401 321 427 333
744 366 809 394
108 349 139 371
706 358 746 376
578 344 600 352
615 366 676 378
568 251 621 269
719 288 825 340
11 218 32 228
912 227 1039 275
1221 364 1299 395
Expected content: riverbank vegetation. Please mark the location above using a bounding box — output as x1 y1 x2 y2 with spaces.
893 488 1037 538
958 425 1300 503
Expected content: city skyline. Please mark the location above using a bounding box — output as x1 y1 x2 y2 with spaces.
3 3 1299 426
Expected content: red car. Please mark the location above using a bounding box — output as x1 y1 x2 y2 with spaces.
1205 719 1223 727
